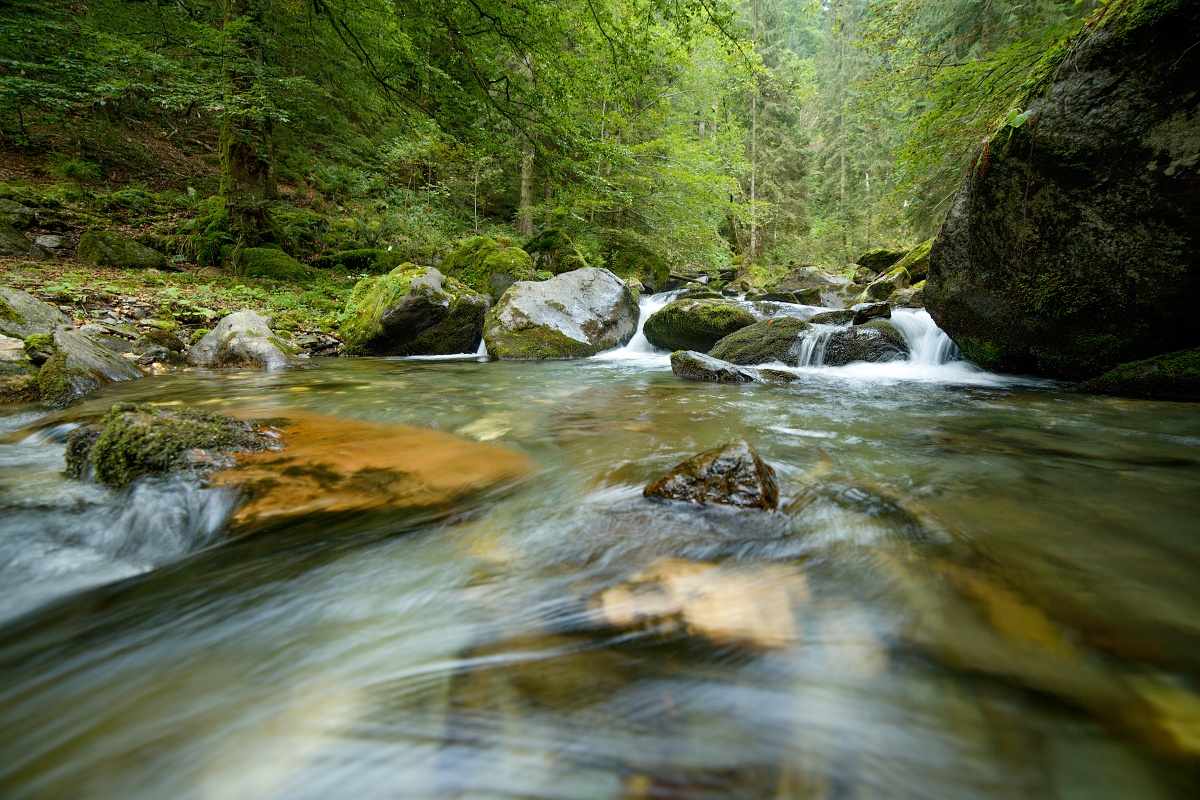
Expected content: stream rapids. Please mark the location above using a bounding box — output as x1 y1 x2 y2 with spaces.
1 294 1198 799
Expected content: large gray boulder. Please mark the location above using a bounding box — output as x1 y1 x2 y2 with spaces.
186 310 301 369
484 267 637 359
0 287 71 340
926 2 1200 379
37 328 145 406
773 265 855 308
78 230 168 270
0 220 49 260
340 265 488 356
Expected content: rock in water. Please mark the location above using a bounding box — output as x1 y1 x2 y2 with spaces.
926 2 1200 379
484 267 637 359
77 230 168 270
822 320 909 366
852 302 892 325
670 351 797 383
37 328 145 406
709 317 810 365
186 310 301 369
340 265 488 356
0 287 71 340
1076 347 1200 402
643 298 756 352
644 439 779 511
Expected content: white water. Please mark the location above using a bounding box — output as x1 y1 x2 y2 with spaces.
592 290 684 366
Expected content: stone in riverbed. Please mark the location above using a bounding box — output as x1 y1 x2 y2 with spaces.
808 309 855 325
643 298 756 353
0 287 71 340
708 317 810 365
186 309 301 369
670 350 797 384
888 281 925 309
340 265 488 356
861 265 910 302
443 236 537 298
821 320 909 366
37 327 145 406
1075 347 1200 402
484 267 637 359
0 334 38 402
852 301 892 325
644 439 779 511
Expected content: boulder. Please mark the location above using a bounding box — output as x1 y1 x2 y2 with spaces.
34 235 63 250
888 281 925 309
523 229 589 275
852 264 879 284
892 239 932 282
644 439 779 511
484 267 637 359
37 327 145 406
0 334 38 403
65 403 279 487
340 265 488 356
0 287 71 340
132 329 186 355
821 320 910 366
0 220 48 260
77 230 167 270
1076 347 1200 402
233 247 310 280
749 291 801 303
670 350 797 384
643 298 756 353
852 302 892 325
856 248 908 274
442 236 537 298
0 199 35 229
926 2 1200 379
709 317 810 365
186 310 301 369
862 265 910 302
808 309 855 325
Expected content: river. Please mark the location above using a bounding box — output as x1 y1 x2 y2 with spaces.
1 294 1198 798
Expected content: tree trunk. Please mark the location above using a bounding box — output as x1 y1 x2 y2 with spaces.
221 0 276 248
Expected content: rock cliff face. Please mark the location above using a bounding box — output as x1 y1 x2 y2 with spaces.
927 0 1200 379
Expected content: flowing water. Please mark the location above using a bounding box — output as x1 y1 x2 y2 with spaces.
1 295 1199 799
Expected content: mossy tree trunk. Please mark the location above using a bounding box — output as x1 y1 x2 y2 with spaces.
221 0 276 248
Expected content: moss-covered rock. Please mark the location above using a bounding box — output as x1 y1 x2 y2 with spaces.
524 229 589 275
670 351 798 384
822 320 910 366
856 248 908 274
709 317 810 366
808 310 855 325
0 219 48 259
77 230 167 270
892 239 932 282
0 287 71 340
926 0 1200 379
643 298 756 353
340 265 488 356
186 310 301 369
35 328 145 406
0 199 35 229
1075 347 1200 401
862 265 910 302
310 248 401 273
601 231 670 293
65 402 278 487
0 333 38 403
888 280 925 309
852 301 892 325
232 247 311 281
442 236 536 298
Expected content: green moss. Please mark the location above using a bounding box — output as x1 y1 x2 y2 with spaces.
643 299 757 353
892 240 932 282
67 402 275 487
1076 347 1200 401
338 263 425 354
442 237 536 296
709 317 810 366
234 247 311 281
604 232 670 292
0 295 23 325
856 248 907 273
484 319 597 360
523 229 589 274
78 230 168 270
36 351 84 406
310 248 401 273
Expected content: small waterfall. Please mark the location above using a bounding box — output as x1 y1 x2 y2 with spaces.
794 326 840 367
888 309 961 365
474 338 488 358
594 290 683 361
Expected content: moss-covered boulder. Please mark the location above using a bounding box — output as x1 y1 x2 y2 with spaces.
670 351 798 384
926 0 1200 379
0 219 48 259
601 231 670 293
0 287 71 340
186 310 301 369
808 309 855 325
822 320 910 366
708 317 810 366
484 267 637 359
856 248 908 274
232 247 311 281
861 265 910 302
1076 348 1200 401
892 239 932 282
310 248 401 273
524 229 589 275
0 199 35 229
442 236 536 298
643 298 756 353
888 280 925 309
77 230 167 270
65 402 279 487
0 333 38 402
36 328 145 406
340 265 488 356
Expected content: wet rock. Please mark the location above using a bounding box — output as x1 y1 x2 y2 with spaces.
852 301 892 325
77 230 168 270
644 439 779 510
340 265 488 356
888 281 925 309
856 248 908 274
136 346 178 366
709 317 810 365
808 309 855 325
0 220 49 259
643 298 756 353
484 267 637 359
822 320 910 366
0 287 71 340
443 236 536 298
65 402 280 486
670 350 797 383
926 3 1200 378
1076 347 1200 402
862 265 910 302
36 328 145 406
749 291 800 303
186 309 301 369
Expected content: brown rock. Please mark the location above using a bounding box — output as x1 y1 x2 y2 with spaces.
643 439 779 510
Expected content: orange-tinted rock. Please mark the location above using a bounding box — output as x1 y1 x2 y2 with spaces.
643 439 778 510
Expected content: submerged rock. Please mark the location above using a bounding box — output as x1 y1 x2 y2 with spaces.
643 298 756 353
77 230 168 270
644 439 779 511
852 301 892 325
708 317 810 365
0 287 71 340
340 265 488 356
926 3 1200 378
484 267 637 359
1075 347 1200 402
186 310 301 369
65 402 279 487
443 236 537 298
822 320 909 366
37 328 145 406
670 350 797 384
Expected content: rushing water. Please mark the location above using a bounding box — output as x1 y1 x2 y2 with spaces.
1 295 1199 799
